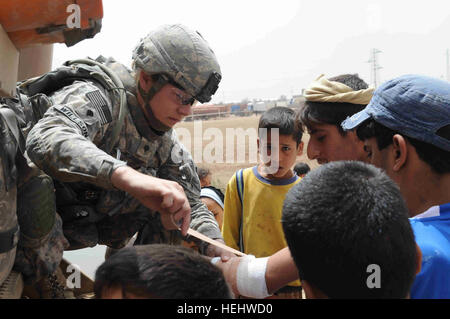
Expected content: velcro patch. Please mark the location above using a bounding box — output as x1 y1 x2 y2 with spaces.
86 90 112 125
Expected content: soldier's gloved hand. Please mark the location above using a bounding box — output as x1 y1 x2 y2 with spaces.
205 239 235 261
111 165 191 236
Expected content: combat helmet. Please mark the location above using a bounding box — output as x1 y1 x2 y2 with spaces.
132 24 222 104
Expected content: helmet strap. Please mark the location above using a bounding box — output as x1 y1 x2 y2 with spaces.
137 75 171 133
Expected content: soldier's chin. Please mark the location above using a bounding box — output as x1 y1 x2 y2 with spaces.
167 117 180 126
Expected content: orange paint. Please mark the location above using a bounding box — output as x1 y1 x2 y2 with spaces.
0 0 103 48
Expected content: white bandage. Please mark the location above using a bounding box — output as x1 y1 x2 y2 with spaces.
236 255 271 298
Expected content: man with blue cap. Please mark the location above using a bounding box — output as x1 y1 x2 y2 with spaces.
342 74 450 298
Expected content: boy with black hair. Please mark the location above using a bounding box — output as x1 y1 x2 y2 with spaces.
215 75 449 299
213 74 373 298
282 161 421 298
221 106 304 298
197 166 212 187
95 244 232 299
298 73 373 164
293 162 310 177
342 74 450 298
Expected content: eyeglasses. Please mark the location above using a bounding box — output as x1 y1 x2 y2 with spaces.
171 87 197 106
167 78 197 106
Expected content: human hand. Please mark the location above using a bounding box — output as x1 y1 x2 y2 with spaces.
214 255 272 299
205 239 236 261
211 256 242 298
111 166 191 235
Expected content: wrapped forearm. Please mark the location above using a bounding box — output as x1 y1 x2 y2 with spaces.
212 255 272 299
237 255 271 298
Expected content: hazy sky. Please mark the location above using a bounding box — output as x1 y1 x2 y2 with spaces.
53 0 450 104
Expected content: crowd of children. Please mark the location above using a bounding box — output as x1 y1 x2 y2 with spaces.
91 73 449 299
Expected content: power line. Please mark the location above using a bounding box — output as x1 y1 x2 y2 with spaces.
367 48 382 87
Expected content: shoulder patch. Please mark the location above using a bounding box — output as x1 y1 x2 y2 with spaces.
55 105 89 138
86 90 112 125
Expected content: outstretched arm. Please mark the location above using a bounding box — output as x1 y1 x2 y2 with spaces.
265 247 300 294
213 247 299 298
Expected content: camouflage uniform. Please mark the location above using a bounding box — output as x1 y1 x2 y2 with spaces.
0 108 19 287
0 98 69 284
13 169 69 285
0 98 69 286
25 57 222 252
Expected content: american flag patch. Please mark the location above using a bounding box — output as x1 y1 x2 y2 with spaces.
86 90 112 125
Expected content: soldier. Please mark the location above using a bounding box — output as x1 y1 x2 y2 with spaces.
0 105 21 290
20 24 233 295
0 96 67 298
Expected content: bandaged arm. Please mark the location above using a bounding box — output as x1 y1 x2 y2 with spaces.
212 247 299 298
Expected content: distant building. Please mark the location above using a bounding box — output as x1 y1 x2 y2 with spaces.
290 94 306 109
275 100 288 107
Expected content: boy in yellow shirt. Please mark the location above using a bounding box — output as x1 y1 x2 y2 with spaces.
222 106 304 298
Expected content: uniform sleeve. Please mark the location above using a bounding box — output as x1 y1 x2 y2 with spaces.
221 173 242 251
157 135 223 241
26 81 127 189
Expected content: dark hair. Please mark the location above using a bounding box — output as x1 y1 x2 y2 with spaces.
293 162 310 176
197 167 211 180
94 244 232 299
298 74 368 135
282 161 417 298
258 106 303 145
328 74 369 91
356 119 450 174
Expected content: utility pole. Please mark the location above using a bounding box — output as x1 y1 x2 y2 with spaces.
367 48 382 87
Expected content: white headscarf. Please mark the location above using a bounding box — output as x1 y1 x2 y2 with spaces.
304 74 374 105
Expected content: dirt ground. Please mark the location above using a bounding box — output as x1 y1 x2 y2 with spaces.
174 114 318 193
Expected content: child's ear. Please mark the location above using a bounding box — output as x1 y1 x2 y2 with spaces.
392 134 408 172
297 141 304 156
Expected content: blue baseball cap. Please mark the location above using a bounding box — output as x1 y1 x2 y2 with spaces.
341 74 450 151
